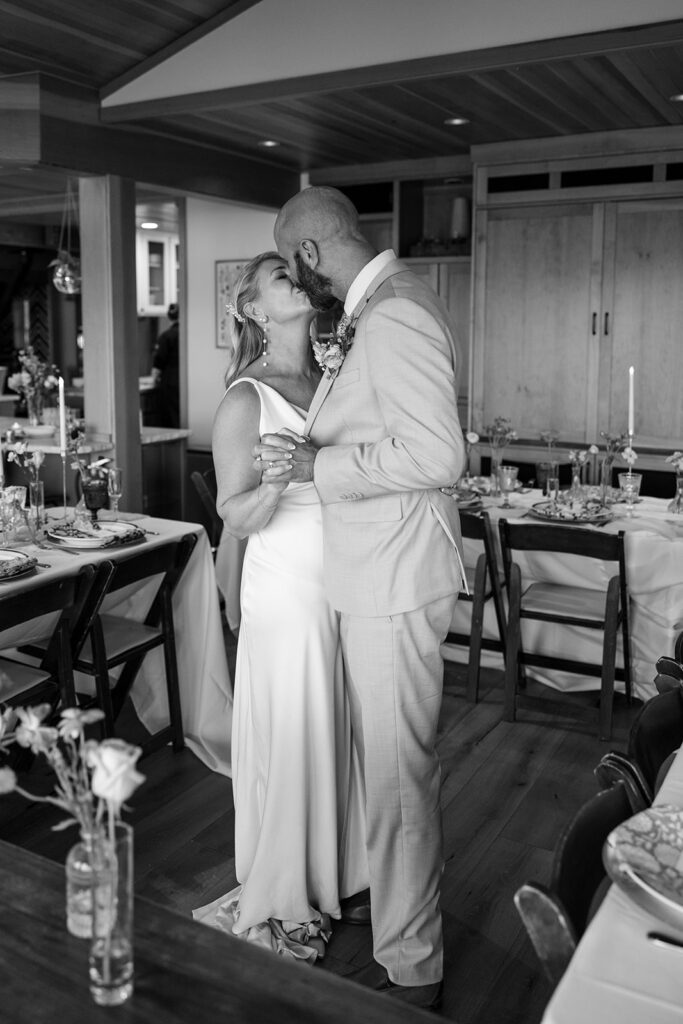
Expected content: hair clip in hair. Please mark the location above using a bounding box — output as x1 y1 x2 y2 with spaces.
226 302 246 323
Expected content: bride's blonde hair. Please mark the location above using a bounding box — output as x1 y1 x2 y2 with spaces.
224 251 279 388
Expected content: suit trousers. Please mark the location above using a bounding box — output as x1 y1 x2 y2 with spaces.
339 592 456 986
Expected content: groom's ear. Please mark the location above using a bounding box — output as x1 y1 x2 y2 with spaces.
299 238 320 268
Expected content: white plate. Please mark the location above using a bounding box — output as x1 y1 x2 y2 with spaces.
527 500 613 526
22 424 56 438
46 521 145 549
0 548 37 580
604 805 683 933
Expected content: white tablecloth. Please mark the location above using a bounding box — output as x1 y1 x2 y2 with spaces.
442 490 683 701
542 744 683 1024
0 513 233 777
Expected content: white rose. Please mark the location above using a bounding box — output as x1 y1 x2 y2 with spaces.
0 766 17 795
466 431 479 445
87 739 145 812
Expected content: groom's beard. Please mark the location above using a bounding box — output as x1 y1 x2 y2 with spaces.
294 252 338 312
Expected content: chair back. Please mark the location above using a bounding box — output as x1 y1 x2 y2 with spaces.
499 519 625 579
627 688 683 794
190 470 222 552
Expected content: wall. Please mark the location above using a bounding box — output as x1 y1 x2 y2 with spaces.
185 197 277 450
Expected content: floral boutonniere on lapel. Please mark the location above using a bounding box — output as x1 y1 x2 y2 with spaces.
312 313 355 379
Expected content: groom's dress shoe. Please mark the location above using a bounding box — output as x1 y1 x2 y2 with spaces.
340 888 371 925
348 962 443 1012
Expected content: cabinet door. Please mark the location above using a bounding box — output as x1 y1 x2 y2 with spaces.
136 232 179 315
601 200 683 447
473 204 602 442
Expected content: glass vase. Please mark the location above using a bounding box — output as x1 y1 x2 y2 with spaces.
567 464 584 503
28 479 45 533
668 472 683 514
490 448 504 497
600 455 615 505
89 823 134 1007
26 391 44 426
65 828 107 938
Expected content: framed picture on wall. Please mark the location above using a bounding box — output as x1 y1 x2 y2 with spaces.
216 259 248 349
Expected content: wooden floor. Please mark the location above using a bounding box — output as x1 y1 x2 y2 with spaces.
0 627 639 1024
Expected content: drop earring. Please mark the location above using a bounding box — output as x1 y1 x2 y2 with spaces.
261 319 268 366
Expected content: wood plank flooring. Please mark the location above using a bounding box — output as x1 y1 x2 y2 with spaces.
0 628 638 1024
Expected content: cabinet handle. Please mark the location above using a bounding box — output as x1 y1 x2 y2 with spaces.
591 312 597 336
604 312 610 335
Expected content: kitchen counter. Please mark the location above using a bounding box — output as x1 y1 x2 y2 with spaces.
141 426 191 445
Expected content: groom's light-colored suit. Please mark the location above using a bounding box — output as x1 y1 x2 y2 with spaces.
305 255 465 985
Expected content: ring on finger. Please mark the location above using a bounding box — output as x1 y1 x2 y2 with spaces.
268 461 274 468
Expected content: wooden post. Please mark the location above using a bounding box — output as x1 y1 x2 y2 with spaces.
78 176 142 512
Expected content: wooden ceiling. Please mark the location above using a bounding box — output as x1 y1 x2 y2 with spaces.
2 1 683 226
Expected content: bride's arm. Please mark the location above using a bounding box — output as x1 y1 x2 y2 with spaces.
212 383 291 538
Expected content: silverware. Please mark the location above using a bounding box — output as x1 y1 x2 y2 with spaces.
647 931 683 949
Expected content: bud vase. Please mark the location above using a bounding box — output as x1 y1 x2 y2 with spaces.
89 823 134 1007
600 455 615 505
669 472 683 514
490 449 504 496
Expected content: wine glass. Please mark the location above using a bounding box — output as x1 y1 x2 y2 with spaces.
82 477 108 526
499 465 519 509
107 467 123 517
618 472 642 517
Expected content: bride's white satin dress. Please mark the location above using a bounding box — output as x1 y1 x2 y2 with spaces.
194 379 368 961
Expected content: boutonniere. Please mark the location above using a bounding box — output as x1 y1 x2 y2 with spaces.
312 313 355 378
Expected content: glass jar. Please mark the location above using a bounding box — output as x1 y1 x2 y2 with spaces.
65 829 105 938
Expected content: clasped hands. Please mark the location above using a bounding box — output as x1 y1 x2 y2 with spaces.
253 428 318 484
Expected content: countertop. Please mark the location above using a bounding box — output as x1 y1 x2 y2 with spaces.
0 417 190 453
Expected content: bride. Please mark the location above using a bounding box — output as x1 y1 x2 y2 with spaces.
194 252 368 961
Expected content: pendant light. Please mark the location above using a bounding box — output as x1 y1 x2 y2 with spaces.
50 179 81 294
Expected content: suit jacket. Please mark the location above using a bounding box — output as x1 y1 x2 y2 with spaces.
305 258 465 617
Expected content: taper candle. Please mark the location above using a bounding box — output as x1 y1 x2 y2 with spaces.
58 377 67 456
628 366 635 437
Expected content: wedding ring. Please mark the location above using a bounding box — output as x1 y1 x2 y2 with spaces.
268 461 274 469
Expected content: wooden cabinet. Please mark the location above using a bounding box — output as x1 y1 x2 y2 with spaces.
472 197 683 449
136 231 179 315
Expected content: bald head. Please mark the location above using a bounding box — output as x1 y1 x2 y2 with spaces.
275 186 377 301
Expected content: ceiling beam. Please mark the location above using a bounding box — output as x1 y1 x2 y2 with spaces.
100 19 683 122
0 73 296 207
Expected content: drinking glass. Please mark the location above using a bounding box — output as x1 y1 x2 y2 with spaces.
107 467 123 517
546 474 560 509
618 472 642 517
499 465 519 509
82 478 108 526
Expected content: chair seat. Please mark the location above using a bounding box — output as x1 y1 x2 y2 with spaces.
77 615 163 670
0 656 52 703
521 582 610 623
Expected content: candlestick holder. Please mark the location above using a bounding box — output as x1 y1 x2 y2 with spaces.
61 452 68 521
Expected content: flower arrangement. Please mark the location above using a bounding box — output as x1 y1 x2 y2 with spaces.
621 446 638 468
567 443 599 468
0 704 144 839
7 345 60 409
484 416 517 450
6 442 45 484
540 429 559 457
312 313 355 378
463 431 479 479
666 451 683 473
600 431 629 458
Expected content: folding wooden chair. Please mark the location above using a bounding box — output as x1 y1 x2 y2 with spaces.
499 519 631 741
73 534 198 754
443 509 506 702
514 780 633 988
593 750 651 813
0 564 98 713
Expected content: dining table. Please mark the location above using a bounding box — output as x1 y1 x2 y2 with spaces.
0 509 233 777
442 487 683 702
541 740 683 1024
0 838 434 1024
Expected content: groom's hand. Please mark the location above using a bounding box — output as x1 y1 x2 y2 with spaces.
254 430 318 484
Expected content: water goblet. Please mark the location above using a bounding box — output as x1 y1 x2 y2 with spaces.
82 478 108 527
618 472 642 517
499 465 519 509
107 467 123 517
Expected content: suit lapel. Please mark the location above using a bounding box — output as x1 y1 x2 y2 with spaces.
306 259 407 435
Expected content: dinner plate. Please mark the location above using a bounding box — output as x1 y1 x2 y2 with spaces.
45 521 145 549
526 500 613 526
22 424 56 438
440 487 483 510
604 805 683 933
0 548 38 581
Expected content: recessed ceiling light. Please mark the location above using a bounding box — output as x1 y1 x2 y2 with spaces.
140 221 158 230
258 139 280 148
670 93 683 102
444 117 469 127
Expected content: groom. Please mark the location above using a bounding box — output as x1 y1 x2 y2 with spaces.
257 186 465 1010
